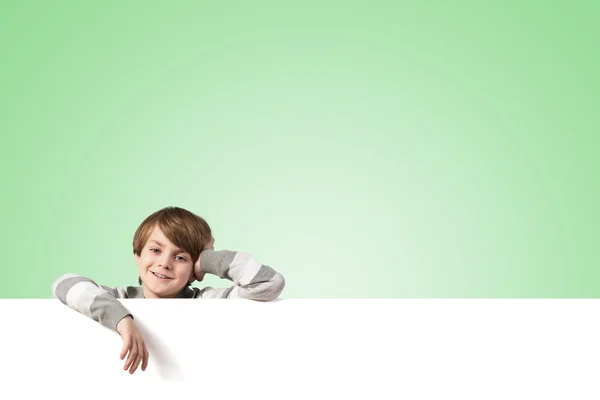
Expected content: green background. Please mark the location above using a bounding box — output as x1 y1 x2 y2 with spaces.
1 1 598 298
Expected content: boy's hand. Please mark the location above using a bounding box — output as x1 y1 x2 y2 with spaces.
116 316 149 374
193 236 214 283
194 258 206 282
205 236 215 251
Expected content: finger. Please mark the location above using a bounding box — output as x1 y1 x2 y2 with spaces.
133 340 148 374
124 340 138 371
130 341 143 374
120 336 131 360
124 339 137 370
141 342 149 371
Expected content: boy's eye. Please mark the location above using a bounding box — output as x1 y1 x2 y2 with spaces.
148 248 186 261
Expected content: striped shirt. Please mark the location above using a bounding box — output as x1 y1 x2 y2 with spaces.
52 250 285 331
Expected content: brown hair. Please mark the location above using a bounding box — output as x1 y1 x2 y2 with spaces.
133 206 212 285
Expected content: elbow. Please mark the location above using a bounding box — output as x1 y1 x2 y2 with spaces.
51 273 81 300
268 272 286 301
51 274 67 298
242 272 286 301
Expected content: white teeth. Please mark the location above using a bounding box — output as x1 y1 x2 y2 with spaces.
153 272 171 279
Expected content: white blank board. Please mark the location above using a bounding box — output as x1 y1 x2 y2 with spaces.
1 299 599 399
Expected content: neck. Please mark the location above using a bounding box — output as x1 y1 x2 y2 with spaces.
141 284 185 299
142 285 160 299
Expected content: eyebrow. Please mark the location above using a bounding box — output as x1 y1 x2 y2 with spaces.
148 240 189 254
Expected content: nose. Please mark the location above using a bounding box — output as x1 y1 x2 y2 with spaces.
158 253 172 268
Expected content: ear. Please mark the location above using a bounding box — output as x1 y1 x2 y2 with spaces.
134 253 140 266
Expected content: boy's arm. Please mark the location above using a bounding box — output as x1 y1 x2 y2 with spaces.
51 273 133 331
197 250 285 300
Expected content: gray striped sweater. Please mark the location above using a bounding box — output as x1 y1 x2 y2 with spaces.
51 250 285 331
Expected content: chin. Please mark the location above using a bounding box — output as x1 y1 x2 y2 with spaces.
148 280 185 294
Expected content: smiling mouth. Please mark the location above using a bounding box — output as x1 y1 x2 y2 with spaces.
151 271 173 280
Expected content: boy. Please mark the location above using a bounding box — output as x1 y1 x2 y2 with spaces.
51 206 285 375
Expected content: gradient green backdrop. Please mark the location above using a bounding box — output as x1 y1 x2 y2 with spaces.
1 1 598 298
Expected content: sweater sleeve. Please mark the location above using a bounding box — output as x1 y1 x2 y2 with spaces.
198 250 285 300
51 273 133 332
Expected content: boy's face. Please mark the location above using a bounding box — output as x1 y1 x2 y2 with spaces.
134 225 195 298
